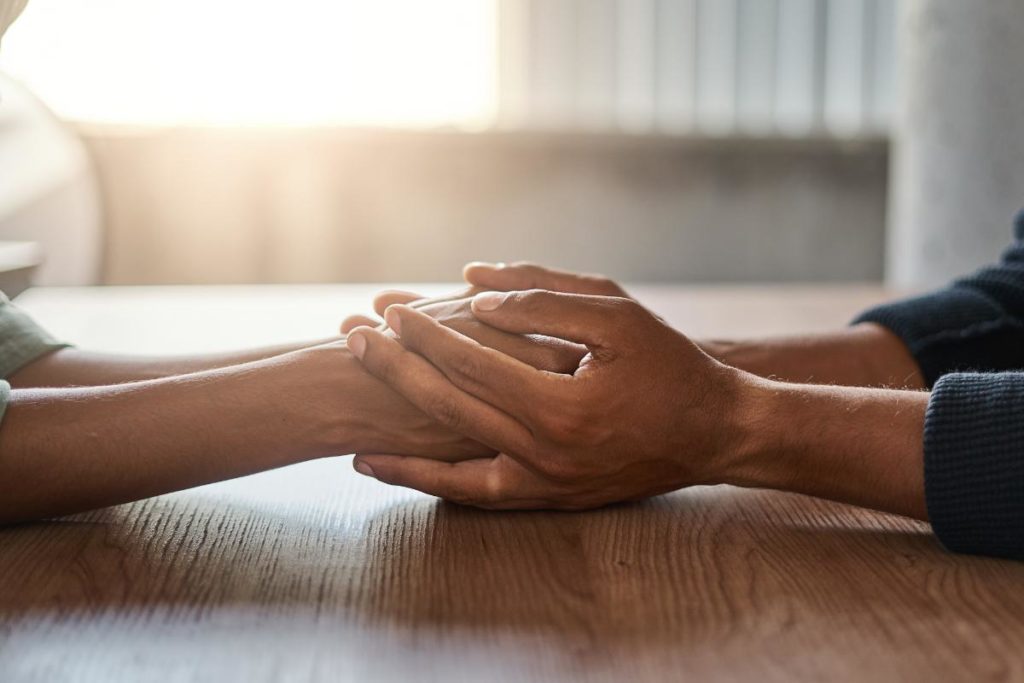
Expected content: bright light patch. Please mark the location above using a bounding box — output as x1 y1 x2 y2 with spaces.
0 0 497 127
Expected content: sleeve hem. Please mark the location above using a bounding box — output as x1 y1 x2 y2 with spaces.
924 372 1024 559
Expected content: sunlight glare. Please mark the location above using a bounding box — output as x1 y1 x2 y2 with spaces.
0 0 497 127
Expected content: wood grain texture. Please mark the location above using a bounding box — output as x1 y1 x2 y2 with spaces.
3 284 1023 683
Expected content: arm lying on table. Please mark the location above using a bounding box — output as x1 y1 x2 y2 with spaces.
348 240 1024 560
0 293 584 525
846 212 1024 558
0 342 491 525
347 294 930 523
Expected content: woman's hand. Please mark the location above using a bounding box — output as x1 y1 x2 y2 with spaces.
338 262 631 336
341 288 587 376
338 261 633 376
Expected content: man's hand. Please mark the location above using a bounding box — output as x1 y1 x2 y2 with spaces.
346 290 931 520
458 262 925 389
344 290 753 509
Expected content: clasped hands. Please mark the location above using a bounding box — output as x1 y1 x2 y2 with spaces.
341 263 765 510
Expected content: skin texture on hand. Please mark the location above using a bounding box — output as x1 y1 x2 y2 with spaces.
345 291 748 509
339 262 631 338
338 261 638 379
349 262 923 391
346 289 930 520
462 262 924 390
341 284 587 375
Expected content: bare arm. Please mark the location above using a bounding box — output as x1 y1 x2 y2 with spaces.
728 379 928 520
701 323 926 390
7 337 340 388
0 292 598 524
0 342 485 525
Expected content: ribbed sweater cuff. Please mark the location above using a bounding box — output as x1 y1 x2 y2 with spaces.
924 373 1024 559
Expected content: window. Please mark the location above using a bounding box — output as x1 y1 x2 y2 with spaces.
0 0 498 127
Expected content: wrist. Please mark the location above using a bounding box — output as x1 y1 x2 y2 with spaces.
712 373 929 519
300 342 459 458
264 342 367 458
697 339 775 380
710 371 795 490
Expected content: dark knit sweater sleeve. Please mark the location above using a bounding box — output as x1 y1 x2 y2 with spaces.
924 373 1024 559
853 210 1024 387
854 211 1024 559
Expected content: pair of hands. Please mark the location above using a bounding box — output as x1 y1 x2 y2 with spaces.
342 262 753 510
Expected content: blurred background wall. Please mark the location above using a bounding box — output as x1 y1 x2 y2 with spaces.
84 129 887 284
0 0 1020 286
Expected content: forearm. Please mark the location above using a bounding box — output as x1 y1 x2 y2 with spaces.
7 337 340 388
702 323 925 390
0 343 356 524
723 374 929 520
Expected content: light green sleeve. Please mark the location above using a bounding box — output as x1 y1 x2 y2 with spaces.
0 292 72 423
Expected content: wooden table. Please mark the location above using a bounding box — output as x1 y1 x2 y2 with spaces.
3 284 1023 682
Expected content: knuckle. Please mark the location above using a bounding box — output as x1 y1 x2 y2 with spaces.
507 262 544 287
535 456 583 484
502 290 528 307
611 297 646 323
483 469 509 502
429 394 465 430
452 350 488 384
540 405 590 443
515 288 554 311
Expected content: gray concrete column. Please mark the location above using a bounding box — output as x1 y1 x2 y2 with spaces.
888 0 1024 287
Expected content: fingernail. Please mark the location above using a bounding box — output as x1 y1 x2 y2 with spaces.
473 291 507 311
384 307 403 336
347 332 366 359
354 460 376 479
